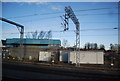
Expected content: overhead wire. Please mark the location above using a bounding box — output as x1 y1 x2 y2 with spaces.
3 34 117 37
7 7 118 19
74 7 118 12
2 27 118 34
57 34 118 37
18 12 118 23
2 7 118 38
76 13 119 16
4 6 118 23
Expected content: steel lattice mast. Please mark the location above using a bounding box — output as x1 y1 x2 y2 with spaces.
62 6 80 66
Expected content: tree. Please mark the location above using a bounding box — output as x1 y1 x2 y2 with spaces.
110 43 114 50
62 39 69 48
118 44 120 53
25 33 31 39
38 31 46 39
85 42 90 49
25 30 52 39
99 44 105 50
84 45 87 50
114 44 118 51
32 30 38 39
45 30 52 39
90 43 94 49
94 43 98 50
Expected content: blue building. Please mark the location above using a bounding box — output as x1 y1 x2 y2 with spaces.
5 38 61 48
2 38 61 62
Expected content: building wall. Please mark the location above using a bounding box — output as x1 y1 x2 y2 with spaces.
39 52 51 62
3 38 61 62
6 47 59 62
60 51 69 62
6 38 61 45
60 51 104 64
8 47 24 60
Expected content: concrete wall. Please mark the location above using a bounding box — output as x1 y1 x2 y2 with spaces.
59 51 69 62
4 47 104 64
6 47 59 62
39 52 51 62
68 51 104 64
60 51 104 64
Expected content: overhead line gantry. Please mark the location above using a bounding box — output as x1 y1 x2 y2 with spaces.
0 17 24 61
61 6 80 66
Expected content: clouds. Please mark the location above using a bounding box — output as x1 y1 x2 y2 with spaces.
34 2 47 5
1 0 38 2
1 0 46 2
1 0 61 11
1 0 48 5
26 1 47 6
29 2 61 11
51 6 61 10
1 0 120 2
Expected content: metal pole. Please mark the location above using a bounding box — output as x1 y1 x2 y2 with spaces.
76 23 80 67
64 6 80 67
20 27 24 61
0 17 24 61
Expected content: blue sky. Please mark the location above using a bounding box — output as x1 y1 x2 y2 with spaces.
1 2 118 49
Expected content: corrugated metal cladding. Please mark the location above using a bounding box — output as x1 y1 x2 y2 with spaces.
6 38 61 45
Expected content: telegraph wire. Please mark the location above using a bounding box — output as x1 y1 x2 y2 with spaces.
7 14 38 19
76 13 119 16
2 27 118 34
2 33 117 37
80 22 118 23
18 12 118 23
58 34 118 37
75 7 118 12
7 7 118 19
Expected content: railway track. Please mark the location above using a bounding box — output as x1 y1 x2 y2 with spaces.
2 62 120 81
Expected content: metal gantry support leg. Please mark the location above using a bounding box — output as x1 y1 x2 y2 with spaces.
19 26 24 61
76 24 80 67
0 17 24 61
62 6 80 67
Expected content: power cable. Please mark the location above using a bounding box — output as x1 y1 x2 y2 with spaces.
57 34 118 37
7 7 118 19
18 12 118 23
77 13 119 16
2 27 118 34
